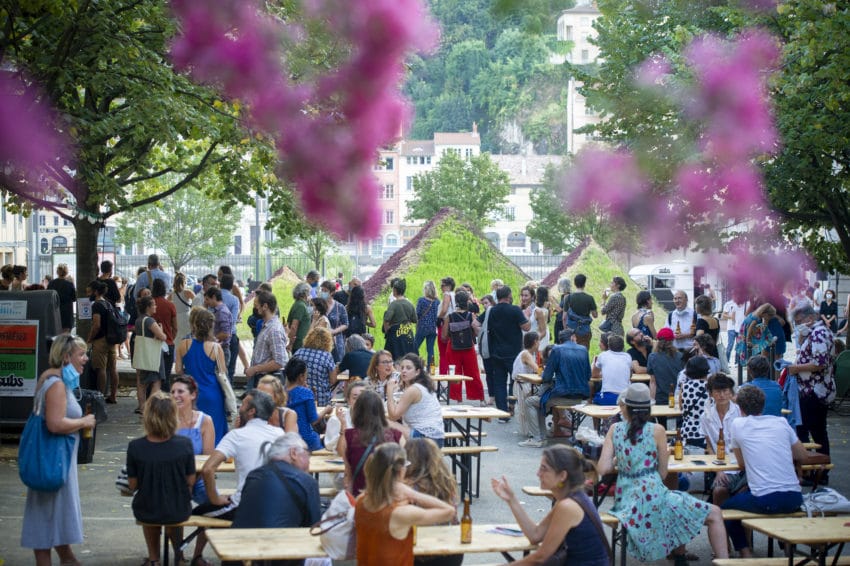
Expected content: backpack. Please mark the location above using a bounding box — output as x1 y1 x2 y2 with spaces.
103 300 129 345
447 311 475 351
124 284 137 322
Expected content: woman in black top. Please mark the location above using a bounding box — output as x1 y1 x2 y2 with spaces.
127 392 195 566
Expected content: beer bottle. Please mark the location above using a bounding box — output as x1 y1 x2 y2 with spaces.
429 362 436 376
675 321 682 335
716 426 726 461
673 429 684 461
668 384 676 408
81 403 93 439
460 496 472 544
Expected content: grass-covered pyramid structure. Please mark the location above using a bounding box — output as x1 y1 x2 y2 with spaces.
541 238 666 358
236 265 302 340
365 208 530 352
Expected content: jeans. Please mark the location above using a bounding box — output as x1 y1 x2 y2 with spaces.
489 356 513 413
483 357 495 399
227 334 239 381
722 490 803 550
414 331 436 368
726 330 737 363
411 428 444 447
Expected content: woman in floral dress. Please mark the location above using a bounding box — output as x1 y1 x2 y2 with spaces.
598 383 728 565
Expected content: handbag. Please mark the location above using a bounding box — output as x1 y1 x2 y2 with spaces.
75 388 108 424
480 307 492 359
213 344 237 415
18 377 76 492
116 465 133 496
598 318 613 332
132 317 163 372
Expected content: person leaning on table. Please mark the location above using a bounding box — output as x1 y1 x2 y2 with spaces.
721 385 829 558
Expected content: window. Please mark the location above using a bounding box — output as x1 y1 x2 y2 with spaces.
63 218 70 226
385 209 394 224
52 235 68 251
406 176 413 191
234 235 242 255
53 215 59 226
581 49 589 63
371 237 383 255
38 214 45 226
465 148 473 158
407 156 413 165
503 206 516 221
386 234 398 247
40 238 49 254
383 184 394 199
385 157 394 171
507 232 526 248
485 232 500 248
426 156 431 164
562 24 574 41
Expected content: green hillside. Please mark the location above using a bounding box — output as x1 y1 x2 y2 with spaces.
236 266 301 340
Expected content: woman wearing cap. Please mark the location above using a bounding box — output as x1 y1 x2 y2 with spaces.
646 327 683 405
598 383 728 565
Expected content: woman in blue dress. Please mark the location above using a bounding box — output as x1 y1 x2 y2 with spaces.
598 383 728 565
492 445 609 565
175 307 228 444
171 375 214 502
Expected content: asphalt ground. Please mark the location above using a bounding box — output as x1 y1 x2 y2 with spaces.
1 354 848 566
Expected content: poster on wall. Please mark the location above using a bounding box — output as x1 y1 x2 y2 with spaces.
0 320 40 397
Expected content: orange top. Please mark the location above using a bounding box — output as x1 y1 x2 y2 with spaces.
354 495 414 566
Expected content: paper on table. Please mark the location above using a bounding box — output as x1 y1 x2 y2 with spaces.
488 525 525 537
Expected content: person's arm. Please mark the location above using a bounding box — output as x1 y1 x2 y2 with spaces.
200 414 215 455
202 450 229 506
520 350 538 374
87 311 102 343
170 309 177 340
288 316 300 349
654 424 669 478
649 374 657 400
382 306 392 333
733 447 746 473
148 320 168 341
386 381 420 421
438 292 451 319
338 432 352 489
284 409 298 433
597 425 616 476
491 476 552 543
328 363 339 387
791 441 830 465
366 305 376 328
174 338 189 374
390 482 457 534
511 499 585 565
44 379 95 435
333 303 348 336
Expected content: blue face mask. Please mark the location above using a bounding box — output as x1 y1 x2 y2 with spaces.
62 363 80 391
320 291 330 300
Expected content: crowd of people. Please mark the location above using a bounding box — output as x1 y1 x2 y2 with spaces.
14 263 846 565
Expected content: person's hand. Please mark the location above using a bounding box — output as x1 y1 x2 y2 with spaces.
491 476 515 502
233 414 242 428
386 379 397 395
81 414 96 429
245 366 255 378
335 405 346 422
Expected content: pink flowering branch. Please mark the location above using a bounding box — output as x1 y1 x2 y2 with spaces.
169 0 438 238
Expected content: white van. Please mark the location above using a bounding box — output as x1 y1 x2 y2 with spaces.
628 260 723 313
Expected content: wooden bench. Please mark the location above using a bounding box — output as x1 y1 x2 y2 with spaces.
442 445 498 499
220 486 339 498
713 559 850 566
136 515 232 566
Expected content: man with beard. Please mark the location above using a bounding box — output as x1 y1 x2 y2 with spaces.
626 327 654 374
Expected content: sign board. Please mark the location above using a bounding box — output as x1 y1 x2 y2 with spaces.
0 320 40 396
77 297 92 320
0 300 28 320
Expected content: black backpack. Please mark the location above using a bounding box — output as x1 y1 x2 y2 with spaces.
103 300 128 345
124 284 137 321
448 311 475 351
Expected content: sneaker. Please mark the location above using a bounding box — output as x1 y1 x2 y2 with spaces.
497 417 511 424
518 439 544 448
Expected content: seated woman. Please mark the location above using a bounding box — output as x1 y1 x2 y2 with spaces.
722 385 816 558
386 354 445 446
492 445 609 565
170 376 214 504
126 392 195 566
598 383 728 565
293 327 337 407
355 443 456 565
338 389 404 495
284 358 332 452
405 438 461 566
678 356 711 449
325 380 367 453
365 349 399 401
592 334 632 405
256 374 298 433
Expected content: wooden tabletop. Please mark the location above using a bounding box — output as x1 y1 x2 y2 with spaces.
516 372 542 385
442 405 511 420
742 516 850 545
432 374 473 382
194 455 344 475
590 374 651 383
206 523 536 561
666 453 741 474
568 403 681 419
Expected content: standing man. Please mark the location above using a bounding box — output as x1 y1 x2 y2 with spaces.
721 290 749 364
151 278 177 379
99 260 121 306
667 290 697 352
246 291 289 388
288 282 312 353
219 273 241 381
563 274 597 350
192 273 218 307
48 263 77 333
480 285 529 420
204 287 234 376
86 280 119 404
788 304 835 471
305 270 320 298
133 254 172 300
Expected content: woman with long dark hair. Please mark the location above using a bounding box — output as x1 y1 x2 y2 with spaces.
345 285 375 338
386 354 444 446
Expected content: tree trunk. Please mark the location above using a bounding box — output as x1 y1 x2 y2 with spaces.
74 218 102 339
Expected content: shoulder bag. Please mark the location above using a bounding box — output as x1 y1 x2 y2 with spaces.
132 317 163 372
19 377 76 492
480 307 492 359
211 343 237 416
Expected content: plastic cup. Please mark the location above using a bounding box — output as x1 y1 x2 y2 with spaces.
448 365 456 375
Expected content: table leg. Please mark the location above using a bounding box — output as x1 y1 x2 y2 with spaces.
570 410 587 438
831 543 845 566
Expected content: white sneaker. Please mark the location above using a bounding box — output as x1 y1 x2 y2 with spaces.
518 439 544 448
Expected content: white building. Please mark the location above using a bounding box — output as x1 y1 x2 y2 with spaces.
0 194 29 268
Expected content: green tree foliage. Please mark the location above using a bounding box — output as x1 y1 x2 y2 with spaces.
580 0 850 271
406 152 511 229
0 0 309 294
114 183 241 273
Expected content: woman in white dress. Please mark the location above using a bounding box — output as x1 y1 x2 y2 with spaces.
168 272 195 342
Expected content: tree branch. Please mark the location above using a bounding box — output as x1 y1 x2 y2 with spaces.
105 141 220 217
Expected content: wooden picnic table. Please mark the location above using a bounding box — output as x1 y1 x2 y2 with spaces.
205 523 536 564
431 373 473 404
742 516 850 566
566 402 682 435
441 405 508 499
194 455 345 475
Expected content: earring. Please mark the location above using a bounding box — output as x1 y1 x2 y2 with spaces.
557 481 564 488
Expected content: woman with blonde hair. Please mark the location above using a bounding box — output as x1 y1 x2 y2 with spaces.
127 392 195 566
175 307 228 443
365 349 399 400
257 374 298 432
294 327 338 406
168 273 195 343
355 443 456 565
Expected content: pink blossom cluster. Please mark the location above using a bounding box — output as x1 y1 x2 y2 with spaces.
170 0 438 238
0 74 70 193
560 30 809 290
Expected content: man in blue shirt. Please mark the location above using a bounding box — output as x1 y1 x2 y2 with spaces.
219 273 242 380
521 328 591 447
132 254 173 300
745 354 782 416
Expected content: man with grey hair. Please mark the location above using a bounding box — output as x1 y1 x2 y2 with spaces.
667 289 697 351
288 282 312 352
232 433 321 529
787 303 835 472
338 334 372 379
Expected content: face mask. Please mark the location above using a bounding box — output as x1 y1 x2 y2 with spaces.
826 294 834 300
797 323 812 337
306 305 315 316
310 281 318 288
320 291 330 300
62 363 80 391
